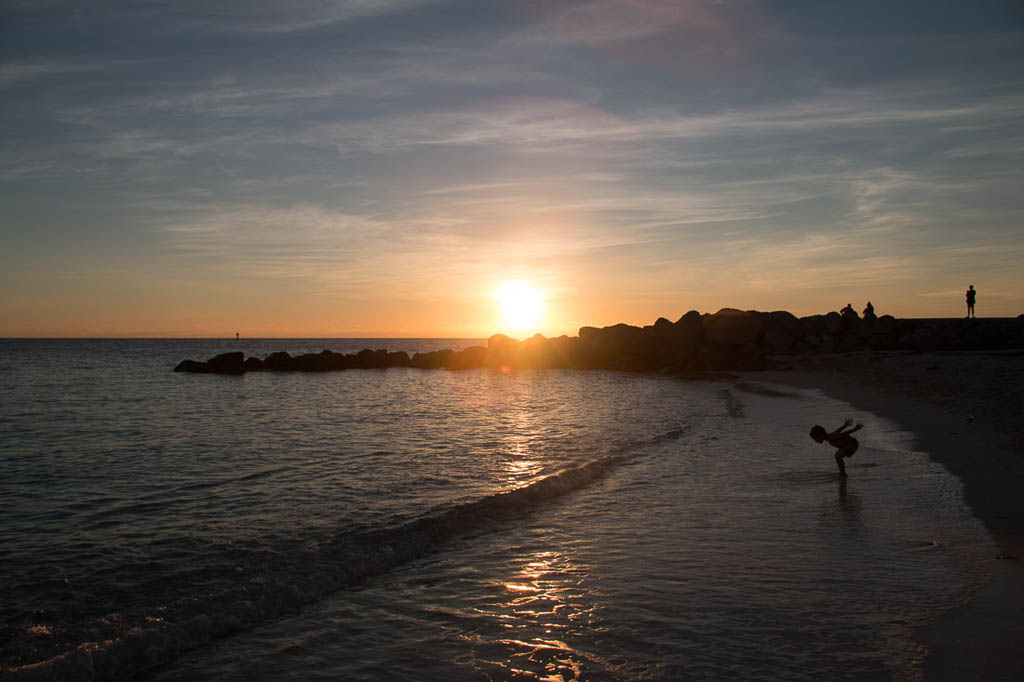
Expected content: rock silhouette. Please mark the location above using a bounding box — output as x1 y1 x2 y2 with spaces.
174 309 1024 375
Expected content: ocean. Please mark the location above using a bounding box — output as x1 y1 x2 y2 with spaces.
0 339 993 681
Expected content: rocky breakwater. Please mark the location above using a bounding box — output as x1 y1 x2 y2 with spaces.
174 310 1024 376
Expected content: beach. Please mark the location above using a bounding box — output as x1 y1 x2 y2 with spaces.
756 350 1024 681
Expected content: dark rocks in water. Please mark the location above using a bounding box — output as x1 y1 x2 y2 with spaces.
174 351 248 374
448 345 487 370
174 310 1024 376
410 349 454 369
385 351 411 367
263 351 293 370
174 359 211 373
291 352 324 371
353 349 388 369
207 352 246 375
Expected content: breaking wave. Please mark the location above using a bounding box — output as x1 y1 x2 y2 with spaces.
4 428 691 682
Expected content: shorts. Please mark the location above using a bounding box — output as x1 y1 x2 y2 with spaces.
837 439 859 458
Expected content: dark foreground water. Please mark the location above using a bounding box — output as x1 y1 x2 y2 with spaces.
0 340 992 681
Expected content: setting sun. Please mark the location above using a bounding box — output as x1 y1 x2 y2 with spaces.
495 280 545 334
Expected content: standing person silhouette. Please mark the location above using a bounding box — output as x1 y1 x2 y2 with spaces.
965 285 976 318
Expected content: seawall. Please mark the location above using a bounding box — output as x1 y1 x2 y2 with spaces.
174 309 1024 375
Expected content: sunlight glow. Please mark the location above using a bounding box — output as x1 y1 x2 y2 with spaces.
495 280 545 334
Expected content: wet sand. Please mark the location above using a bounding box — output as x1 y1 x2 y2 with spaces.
754 350 1024 681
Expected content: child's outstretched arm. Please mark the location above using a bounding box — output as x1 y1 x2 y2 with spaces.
831 419 863 436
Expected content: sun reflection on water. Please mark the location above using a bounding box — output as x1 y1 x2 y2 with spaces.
461 550 609 681
501 400 545 485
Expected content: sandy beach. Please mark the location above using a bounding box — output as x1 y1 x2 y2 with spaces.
755 350 1024 681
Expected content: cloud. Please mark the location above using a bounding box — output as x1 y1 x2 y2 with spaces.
0 59 112 89
178 0 441 34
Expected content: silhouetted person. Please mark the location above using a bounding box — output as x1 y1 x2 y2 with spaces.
236 332 240 341
810 418 863 477
862 301 876 321
965 285 976 318
840 303 858 319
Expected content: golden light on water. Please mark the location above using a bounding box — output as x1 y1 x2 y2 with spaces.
495 280 545 335
488 550 591 682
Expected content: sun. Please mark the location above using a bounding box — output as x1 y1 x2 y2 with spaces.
495 280 544 334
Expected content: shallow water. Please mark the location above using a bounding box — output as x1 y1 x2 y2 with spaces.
0 340 992 681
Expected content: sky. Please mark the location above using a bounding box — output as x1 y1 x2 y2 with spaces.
2 0 1023 338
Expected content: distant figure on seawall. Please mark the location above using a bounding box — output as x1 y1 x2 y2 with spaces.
862 301 875 321
809 418 863 478
236 332 240 340
965 285 976 319
840 303 858 319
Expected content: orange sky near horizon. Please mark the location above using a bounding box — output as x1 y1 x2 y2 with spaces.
3 269 1019 339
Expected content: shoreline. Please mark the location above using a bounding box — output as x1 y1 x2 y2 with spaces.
750 351 1024 681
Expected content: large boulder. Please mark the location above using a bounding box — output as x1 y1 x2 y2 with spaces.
766 310 800 335
579 324 646 369
598 323 646 353
449 345 487 369
799 314 829 337
644 317 675 341
520 334 559 368
317 350 351 370
410 349 454 369
674 310 703 338
263 351 294 370
174 359 211 373
703 309 763 349
243 356 265 371
546 335 582 369
868 315 898 350
292 352 327 371
385 351 411 367
761 327 797 354
353 349 389 369
487 334 521 367
824 311 844 336
754 311 798 354
206 352 246 374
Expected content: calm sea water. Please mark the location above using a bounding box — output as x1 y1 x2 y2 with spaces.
0 340 993 681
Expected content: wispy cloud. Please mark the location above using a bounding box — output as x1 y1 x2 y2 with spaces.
173 0 441 35
0 59 116 89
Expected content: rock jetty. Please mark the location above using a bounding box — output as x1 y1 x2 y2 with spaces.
174 309 1024 375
